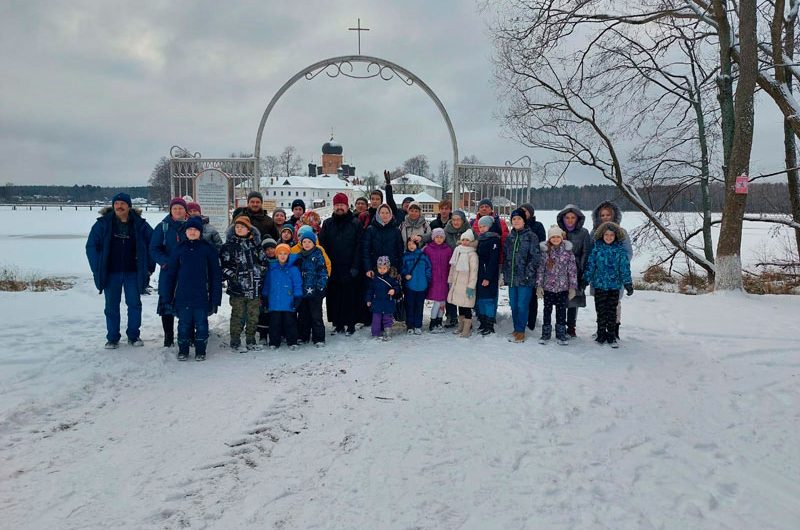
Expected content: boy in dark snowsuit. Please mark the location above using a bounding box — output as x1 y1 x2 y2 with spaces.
257 238 278 344
159 216 222 361
296 231 329 347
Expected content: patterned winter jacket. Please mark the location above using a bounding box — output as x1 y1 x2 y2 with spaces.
503 226 540 288
536 240 578 293
365 272 401 314
591 201 633 262
423 240 453 301
297 246 328 298
220 225 264 299
262 254 302 312
401 248 432 293
584 222 632 291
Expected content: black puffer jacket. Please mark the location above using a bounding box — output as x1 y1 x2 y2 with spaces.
556 204 593 307
320 210 363 280
361 216 404 273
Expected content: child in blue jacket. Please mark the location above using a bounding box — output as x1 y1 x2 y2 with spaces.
296 231 329 347
159 216 222 361
366 255 401 341
262 243 303 350
584 222 633 348
401 238 432 335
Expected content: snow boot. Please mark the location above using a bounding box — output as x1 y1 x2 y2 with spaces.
453 315 465 335
480 317 495 336
608 338 619 349
460 318 472 338
614 323 620 340
595 328 607 344
567 325 576 338
345 326 356 336
177 343 190 361
163 334 174 348
104 341 119 349
195 341 207 361
539 324 552 344
508 331 525 343
444 316 458 328
556 325 569 346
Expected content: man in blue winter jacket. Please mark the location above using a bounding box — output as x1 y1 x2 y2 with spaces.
86 192 155 349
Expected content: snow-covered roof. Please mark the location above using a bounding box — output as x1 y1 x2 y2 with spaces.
260 176 353 190
406 192 440 204
393 173 442 188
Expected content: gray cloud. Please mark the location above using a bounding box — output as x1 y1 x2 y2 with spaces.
0 0 788 188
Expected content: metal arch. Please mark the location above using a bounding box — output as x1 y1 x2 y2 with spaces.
253 55 459 182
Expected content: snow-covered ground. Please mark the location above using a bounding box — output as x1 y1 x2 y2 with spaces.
1 206 799 529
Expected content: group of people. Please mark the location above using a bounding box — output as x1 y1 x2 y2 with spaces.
86 173 634 362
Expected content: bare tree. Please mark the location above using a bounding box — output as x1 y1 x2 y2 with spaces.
402 154 431 177
278 146 303 177
260 155 280 179
460 155 484 165
148 157 171 206
437 160 452 197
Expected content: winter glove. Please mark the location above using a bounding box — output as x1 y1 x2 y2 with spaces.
293 296 303 310
624 283 634 297
384 169 391 185
466 287 475 299
568 288 576 300
536 287 544 299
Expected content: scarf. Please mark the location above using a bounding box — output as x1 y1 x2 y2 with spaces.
450 245 473 272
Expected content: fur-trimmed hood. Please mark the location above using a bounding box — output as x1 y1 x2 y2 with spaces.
97 206 144 218
591 201 623 229
556 204 586 231
593 221 626 241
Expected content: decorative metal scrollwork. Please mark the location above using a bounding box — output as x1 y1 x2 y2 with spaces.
170 145 202 159
304 60 414 86
505 155 532 168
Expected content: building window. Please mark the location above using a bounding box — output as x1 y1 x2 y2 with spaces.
280 191 284 196
303 191 306 197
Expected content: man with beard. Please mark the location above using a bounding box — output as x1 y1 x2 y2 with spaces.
319 193 363 335
87 192 154 348
231 191 278 241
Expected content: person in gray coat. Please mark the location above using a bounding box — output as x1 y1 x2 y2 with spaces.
592 200 633 340
556 204 593 337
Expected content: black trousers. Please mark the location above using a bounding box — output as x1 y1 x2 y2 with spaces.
298 295 325 344
543 291 568 327
445 302 458 321
162 315 174 340
457 306 473 319
594 289 620 340
567 307 578 328
327 276 359 329
527 294 538 329
268 311 298 348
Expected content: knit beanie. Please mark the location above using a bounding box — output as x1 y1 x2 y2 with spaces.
169 197 188 210
460 229 475 242
185 216 203 232
247 191 263 202
478 215 495 229
402 196 414 205
377 255 391 267
452 210 467 224
291 198 306 211
296 224 314 240
333 193 348 206
432 227 445 240
548 224 564 240
407 201 421 211
272 207 286 218
478 198 493 209
300 230 318 245
275 243 291 254
510 208 525 221
261 237 277 249
111 192 132 208
186 202 201 214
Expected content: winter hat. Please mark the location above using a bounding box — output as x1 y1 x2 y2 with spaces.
432 227 445 239
377 255 391 267
300 230 318 245
186 202 201 214
261 237 277 250
452 210 468 224
296 224 314 241
280 224 294 233
478 215 495 229
169 197 188 210
355 196 368 205
460 229 475 242
234 216 252 231
478 198 493 209
510 208 526 221
402 196 415 206
247 191 263 202
185 216 204 232
275 243 291 254
333 192 349 206
272 207 286 217
111 192 132 208
291 198 306 211
548 224 565 240
407 201 421 211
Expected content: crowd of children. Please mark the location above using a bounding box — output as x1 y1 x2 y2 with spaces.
153 190 634 361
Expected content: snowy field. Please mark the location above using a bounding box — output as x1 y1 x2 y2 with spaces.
0 206 799 529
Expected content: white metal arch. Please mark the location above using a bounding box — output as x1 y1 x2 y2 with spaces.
254 55 459 181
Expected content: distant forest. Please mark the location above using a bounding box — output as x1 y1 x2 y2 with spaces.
0 182 793 214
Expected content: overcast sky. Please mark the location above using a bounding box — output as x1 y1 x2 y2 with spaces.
0 0 789 187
